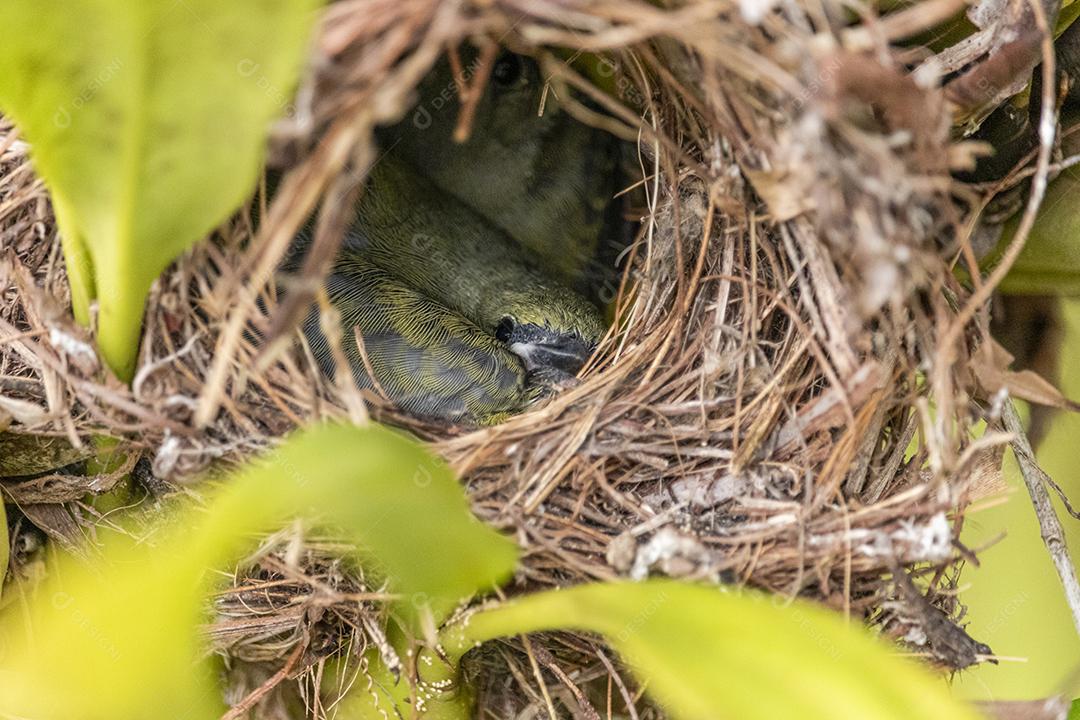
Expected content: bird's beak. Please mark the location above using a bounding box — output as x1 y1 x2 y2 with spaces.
510 336 593 375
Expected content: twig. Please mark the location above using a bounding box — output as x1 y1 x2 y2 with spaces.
220 641 305 720
1002 400 1080 639
595 648 640 720
531 642 602 720
520 634 559 720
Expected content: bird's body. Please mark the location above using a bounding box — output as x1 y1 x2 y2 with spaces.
301 51 616 423
348 159 604 343
381 50 619 287
307 257 531 421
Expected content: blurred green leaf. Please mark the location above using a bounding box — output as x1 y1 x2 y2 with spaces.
957 303 1080 701
994 164 1080 295
1063 3 1080 36
440 581 984 720
338 647 474 720
0 0 319 379
0 422 517 719
1070 698 1080 719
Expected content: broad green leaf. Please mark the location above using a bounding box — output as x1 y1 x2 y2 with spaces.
987 113 1080 296
199 423 518 621
993 164 1080 295
1063 1 1080 36
337 648 475 720
0 0 320 379
1070 698 1080 719
0 423 517 719
438 581 984 720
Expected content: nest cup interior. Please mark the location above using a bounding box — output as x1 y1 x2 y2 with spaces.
284 46 634 425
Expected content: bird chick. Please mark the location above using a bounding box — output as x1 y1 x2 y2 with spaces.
381 49 619 287
303 50 613 424
306 155 605 423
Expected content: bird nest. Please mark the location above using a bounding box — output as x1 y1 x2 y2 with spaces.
0 0 1028 715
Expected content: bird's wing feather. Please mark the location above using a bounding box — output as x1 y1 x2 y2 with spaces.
305 259 534 422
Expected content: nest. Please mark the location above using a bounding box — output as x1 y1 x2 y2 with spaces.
0 0 1040 715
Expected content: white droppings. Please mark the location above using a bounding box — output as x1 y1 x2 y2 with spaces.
739 0 780 24
893 512 952 562
629 527 714 581
671 472 749 508
152 432 182 478
903 625 928 646
49 327 98 370
808 512 952 562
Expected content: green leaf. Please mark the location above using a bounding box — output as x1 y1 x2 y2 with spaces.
0 0 320 379
0 423 517 719
1061 1 1080 37
987 112 1080 296
993 163 1080 295
1070 698 1080 720
199 423 518 621
441 581 984 720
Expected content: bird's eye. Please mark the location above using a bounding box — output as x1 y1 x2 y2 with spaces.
491 52 526 89
495 316 515 343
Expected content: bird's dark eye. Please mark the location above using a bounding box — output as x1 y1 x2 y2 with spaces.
495 316 515 343
491 52 526 89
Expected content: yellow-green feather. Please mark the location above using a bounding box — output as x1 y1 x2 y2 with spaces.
308 259 539 422
352 159 605 344
301 51 614 424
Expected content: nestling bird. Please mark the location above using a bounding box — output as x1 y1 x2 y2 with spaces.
383 49 619 287
301 50 616 423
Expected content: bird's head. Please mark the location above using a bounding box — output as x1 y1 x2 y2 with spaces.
380 50 591 226
393 49 557 159
491 287 605 378
378 46 621 288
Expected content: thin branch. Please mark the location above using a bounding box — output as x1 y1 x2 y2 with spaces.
1002 400 1080 639
220 641 305 720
